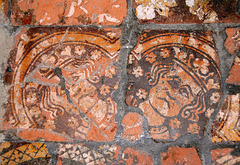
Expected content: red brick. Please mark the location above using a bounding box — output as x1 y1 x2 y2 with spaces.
0 142 51 164
212 94 240 142
211 148 240 165
3 27 121 142
133 0 240 24
126 30 222 141
11 0 126 25
160 147 202 165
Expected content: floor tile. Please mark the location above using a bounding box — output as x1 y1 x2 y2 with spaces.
0 142 51 164
11 0 127 25
160 147 202 165
211 148 240 165
3 27 121 142
212 94 240 142
225 27 240 55
126 30 222 141
133 0 240 24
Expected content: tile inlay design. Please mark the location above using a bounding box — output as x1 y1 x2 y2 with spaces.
126 30 222 141
3 27 120 142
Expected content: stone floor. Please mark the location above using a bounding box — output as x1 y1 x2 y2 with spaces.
0 0 240 164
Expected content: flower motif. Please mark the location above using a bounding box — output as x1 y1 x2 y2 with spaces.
206 79 220 89
193 58 209 74
75 46 86 56
187 123 200 134
105 67 116 78
136 89 148 100
160 48 170 58
169 118 181 129
129 54 135 64
174 47 187 60
205 108 214 118
146 52 157 63
210 92 221 104
61 46 72 56
91 50 102 60
100 85 110 96
136 4 155 20
132 66 143 77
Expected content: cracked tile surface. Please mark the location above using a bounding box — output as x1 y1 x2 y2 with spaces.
3 27 121 142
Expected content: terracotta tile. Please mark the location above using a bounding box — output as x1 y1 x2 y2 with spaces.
211 148 240 165
11 0 126 25
119 147 153 164
3 27 121 142
133 0 240 24
121 112 144 141
226 54 240 85
225 27 240 55
0 0 8 23
160 147 202 165
126 30 222 141
57 143 120 164
212 94 240 142
0 142 51 164
57 144 153 164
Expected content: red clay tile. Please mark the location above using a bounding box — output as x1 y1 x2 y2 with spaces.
161 147 202 165
212 94 240 142
225 27 240 55
11 0 126 25
57 144 153 164
126 30 222 141
226 53 240 85
120 147 153 164
0 142 51 164
121 112 144 141
0 0 8 23
58 144 121 164
133 0 240 24
211 148 240 165
3 27 121 142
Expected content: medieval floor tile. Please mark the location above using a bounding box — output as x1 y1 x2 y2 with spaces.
0 0 8 23
226 54 240 85
225 27 240 55
211 148 240 165
57 143 120 164
57 144 153 165
119 147 153 165
3 27 121 142
133 0 240 24
11 0 126 25
0 142 51 164
126 30 222 141
160 147 202 165
121 112 144 141
212 94 240 142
